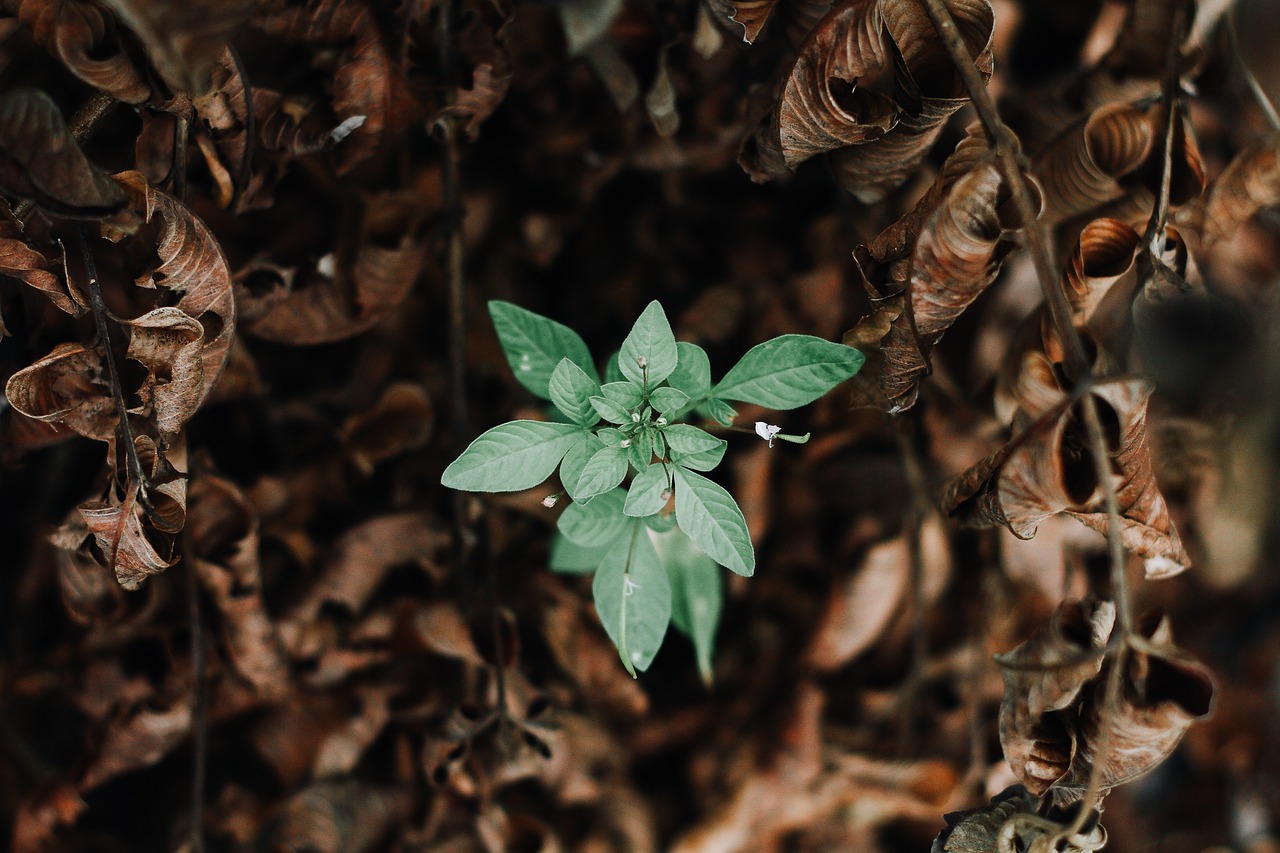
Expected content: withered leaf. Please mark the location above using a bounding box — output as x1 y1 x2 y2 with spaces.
0 88 127 218
265 780 413 853
1182 128 1280 247
996 599 1115 796
435 62 511 142
1033 102 1152 226
98 0 253 94
0 220 81 314
12 0 153 103
78 696 192 791
706 0 780 43
5 341 117 442
341 381 434 475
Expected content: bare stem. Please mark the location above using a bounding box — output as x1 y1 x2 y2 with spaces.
183 530 207 853
1142 2 1188 255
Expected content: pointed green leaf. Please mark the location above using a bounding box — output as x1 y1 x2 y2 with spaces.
619 301 678 386
650 386 690 414
702 398 737 426
489 301 595 399
644 511 677 532
672 467 754 576
667 341 712 399
712 335 864 409
560 432 604 500
549 532 607 574
593 524 671 675
624 463 671 517
627 428 654 470
576 444 630 499
442 421 585 492
549 358 602 426
675 443 726 472
590 396 633 425
664 424 723 456
600 381 644 410
557 487 628 547
597 427 626 447
655 527 722 685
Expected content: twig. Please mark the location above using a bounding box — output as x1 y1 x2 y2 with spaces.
173 108 191 202
16 92 118 223
893 420 930 756
228 44 256 210
183 530 207 853
915 0 1140 829
1142 2 1188 255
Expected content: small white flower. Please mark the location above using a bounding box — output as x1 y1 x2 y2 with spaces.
755 421 782 447
656 416 667 426
631 412 641 423
541 494 559 508
620 438 632 448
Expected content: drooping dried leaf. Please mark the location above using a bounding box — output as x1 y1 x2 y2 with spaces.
1182 129 1280 246
995 599 1115 796
706 0 780 43
98 0 252 94
1060 217 1141 338
312 684 395 778
1099 104 1205 229
341 381 434 475
188 471 290 697
1033 102 1152 226
111 171 237 423
4 341 117 441
0 88 127 218
435 62 510 141
807 515 951 670
52 510 126 623
829 0 994 202
78 695 192 791
1060 613 1215 802
244 193 427 344
0 220 80 314
12 0 153 103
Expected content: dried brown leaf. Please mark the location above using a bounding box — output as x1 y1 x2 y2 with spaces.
266 780 414 853
78 696 192 791
436 62 511 141
341 381 434 475
244 193 427 344
995 599 1115 796
706 0 780 43
0 88 127 218
11 0 153 103
98 0 252 94
0 220 80 314
52 510 126 623
542 584 649 719
5 341 117 441
1033 102 1152 226
1182 129 1280 246
188 471 290 696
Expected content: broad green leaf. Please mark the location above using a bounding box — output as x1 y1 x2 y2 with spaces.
627 428 654 470
604 351 625 384
549 358 601 426
549 532 606 574
619 301 678 386
489 301 595 399
558 487 628 547
702 398 738 426
576 444 630 499
600 381 644 410
442 421 585 492
650 386 690 414
665 425 726 471
644 512 677 532
667 341 712 399
593 525 672 675
597 428 626 447
590 396 633 425
672 467 754 576
560 432 604 500
713 335 864 409
655 527 722 685
624 463 671 517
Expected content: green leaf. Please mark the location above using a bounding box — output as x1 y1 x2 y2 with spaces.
667 342 712 399
549 532 606 574
557 487 628 547
619 301 678 387
644 512 677 532
664 425 727 471
672 467 754 576
604 351 625 384
593 524 672 675
600 381 644 409
627 428 654 471
674 443 726 472
650 386 690 415
489 301 596 399
624 463 671 517
655 527 722 685
442 421 585 492
549 358 601 426
576 444 630 499
560 432 604 500
712 335 864 409
597 427 626 447
590 396 633 425
702 398 738 426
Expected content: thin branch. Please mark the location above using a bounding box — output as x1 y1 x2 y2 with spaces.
173 107 191 202
1142 2 1188 255
183 530 207 853
894 420 930 756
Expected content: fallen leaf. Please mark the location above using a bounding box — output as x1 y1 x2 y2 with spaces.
1033 101 1152 226
12 0 152 103
98 0 253 94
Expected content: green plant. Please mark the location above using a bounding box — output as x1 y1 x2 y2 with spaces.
442 300 864 677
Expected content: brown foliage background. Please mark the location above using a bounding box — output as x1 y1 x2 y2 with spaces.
1 0 1279 851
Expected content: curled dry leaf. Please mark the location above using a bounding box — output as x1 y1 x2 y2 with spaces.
265 780 414 853
10 0 152 103
78 695 192 791
706 0 780 43
0 220 81 314
1099 104 1205 230
807 515 951 670
995 599 1116 796
5 341 117 442
1182 129 1280 246
98 0 253 94
0 88 127 218
341 381 434 475
436 62 510 141
244 193 427 345
1058 217 1141 350
312 684 395 778
1033 102 1152 226
1060 613 1216 801
188 471 290 697
80 436 187 589
52 509 126 623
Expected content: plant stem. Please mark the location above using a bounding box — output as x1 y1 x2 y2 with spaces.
183 529 207 853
